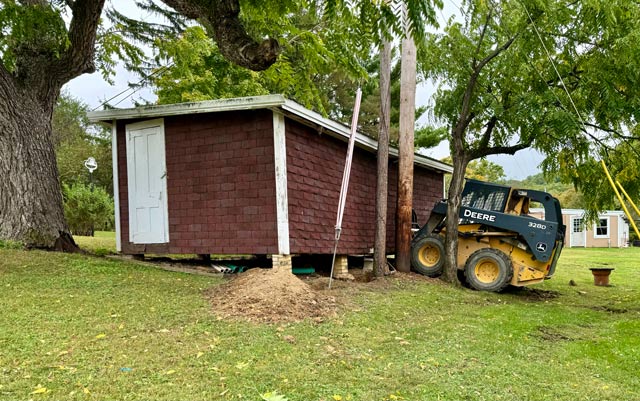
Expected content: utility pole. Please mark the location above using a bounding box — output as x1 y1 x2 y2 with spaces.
395 5 416 273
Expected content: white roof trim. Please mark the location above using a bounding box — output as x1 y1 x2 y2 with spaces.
88 95 453 173
280 100 452 173
530 208 626 217
88 95 287 121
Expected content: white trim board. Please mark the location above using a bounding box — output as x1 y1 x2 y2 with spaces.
111 121 121 252
125 118 170 244
272 111 290 255
593 216 611 239
90 95 286 121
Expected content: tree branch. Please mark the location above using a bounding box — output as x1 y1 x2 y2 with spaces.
475 115 498 151
454 32 517 140
461 112 476 132
52 0 106 85
160 0 279 71
471 140 532 159
541 30 606 49
583 122 640 141
473 8 493 69
579 127 615 153
475 34 518 73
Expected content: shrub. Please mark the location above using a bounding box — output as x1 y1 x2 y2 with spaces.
63 183 114 236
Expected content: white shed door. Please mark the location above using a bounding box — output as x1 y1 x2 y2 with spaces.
570 216 585 248
126 119 169 244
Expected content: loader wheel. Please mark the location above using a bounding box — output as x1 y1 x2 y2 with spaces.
464 248 513 292
411 234 445 277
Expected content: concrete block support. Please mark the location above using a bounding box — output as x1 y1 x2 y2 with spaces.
363 257 374 272
272 254 292 272
333 255 355 281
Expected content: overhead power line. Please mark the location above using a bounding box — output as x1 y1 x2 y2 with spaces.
91 62 174 111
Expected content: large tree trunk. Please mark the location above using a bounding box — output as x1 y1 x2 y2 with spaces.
0 0 105 250
0 79 77 250
374 37 392 277
395 27 417 273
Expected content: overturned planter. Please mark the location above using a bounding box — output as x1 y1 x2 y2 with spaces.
589 267 615 286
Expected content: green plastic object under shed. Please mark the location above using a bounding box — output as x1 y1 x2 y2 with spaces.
292 267 315 275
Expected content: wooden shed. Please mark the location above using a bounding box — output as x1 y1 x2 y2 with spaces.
88 95 452 268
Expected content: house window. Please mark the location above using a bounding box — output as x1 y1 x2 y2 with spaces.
572 218 583 233
594 217 610 238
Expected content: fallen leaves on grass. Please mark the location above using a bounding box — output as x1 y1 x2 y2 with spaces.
261 391 289 401
31 386 49 394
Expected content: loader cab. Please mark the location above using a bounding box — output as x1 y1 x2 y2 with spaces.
411 179 565 292
461 179 561 225
461 180 510 212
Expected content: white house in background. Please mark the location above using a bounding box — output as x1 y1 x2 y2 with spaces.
530 209 630 248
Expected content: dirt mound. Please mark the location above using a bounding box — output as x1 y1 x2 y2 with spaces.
206 267 338 323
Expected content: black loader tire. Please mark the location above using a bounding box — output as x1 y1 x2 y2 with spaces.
411 234 445 277
464 248 513 292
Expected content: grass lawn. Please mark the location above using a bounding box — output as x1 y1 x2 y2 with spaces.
73 232 117 256
1 244 639 400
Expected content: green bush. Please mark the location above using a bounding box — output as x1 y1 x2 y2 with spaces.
63 183 114 236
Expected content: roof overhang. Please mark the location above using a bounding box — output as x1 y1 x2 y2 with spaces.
531 208 627 217
88 95 453 174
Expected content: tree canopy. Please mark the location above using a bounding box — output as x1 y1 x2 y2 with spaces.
151 26 444 144
419 0 640 282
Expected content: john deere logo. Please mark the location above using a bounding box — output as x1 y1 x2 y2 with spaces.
536 242 547 252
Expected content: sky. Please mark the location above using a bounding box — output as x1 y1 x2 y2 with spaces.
63 1 544 181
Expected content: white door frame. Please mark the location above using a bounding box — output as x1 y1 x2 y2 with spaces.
570 215 586 248
111 121 121 252
125 118 170 244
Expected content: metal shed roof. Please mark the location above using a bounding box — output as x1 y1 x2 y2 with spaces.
88 94 453 173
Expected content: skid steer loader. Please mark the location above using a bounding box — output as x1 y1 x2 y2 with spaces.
411 179 565 292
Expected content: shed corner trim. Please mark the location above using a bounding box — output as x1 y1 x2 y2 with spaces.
272 111 290 255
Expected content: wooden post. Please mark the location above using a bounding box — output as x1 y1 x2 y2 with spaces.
396 9 416 273
374 36 392 277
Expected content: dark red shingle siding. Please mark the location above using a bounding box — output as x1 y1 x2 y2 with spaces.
117 110 278 254
285 119 443 254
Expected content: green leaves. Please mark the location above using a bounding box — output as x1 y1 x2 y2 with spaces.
415 126 448 149
54 93 113 194
0 1 69 71
421 0 640 218
62 183 115 236
150 0 377 115
152 26 269 104
95 26 146 85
